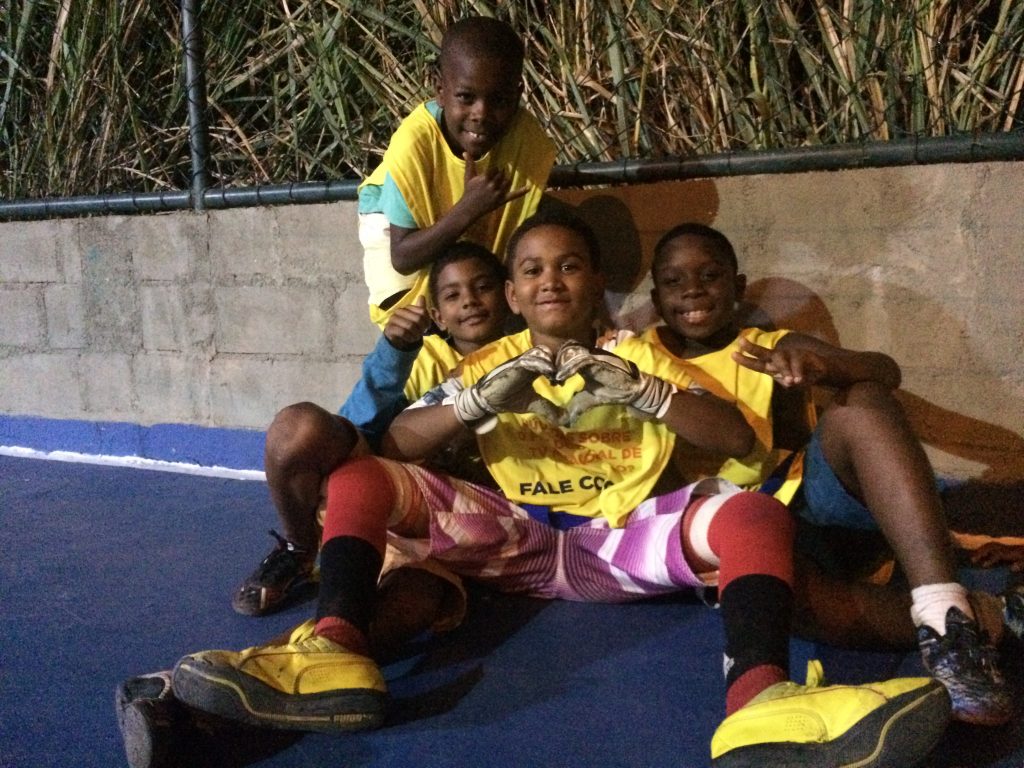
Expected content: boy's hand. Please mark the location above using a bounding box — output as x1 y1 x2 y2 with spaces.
383 297 432 351
732 337 827 388
460 153 529 219
556 342 677 425
451 345 562 429
968 541 1024 572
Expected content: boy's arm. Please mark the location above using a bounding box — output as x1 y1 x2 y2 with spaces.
737 333 901 390
389 154 529 275
379 392 468 463
659 388 755 458
968 541 1024 572
339 301 433 449
382 345 558 461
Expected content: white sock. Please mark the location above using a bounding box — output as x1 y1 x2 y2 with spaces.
910 582 973 635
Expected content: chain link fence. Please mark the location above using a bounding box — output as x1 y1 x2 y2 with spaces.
2 0 1023 204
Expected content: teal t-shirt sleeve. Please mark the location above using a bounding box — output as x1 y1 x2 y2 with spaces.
356 181 383 213
357 102 442 227
339 332 419 451
356 175 417 230
377 174 417 228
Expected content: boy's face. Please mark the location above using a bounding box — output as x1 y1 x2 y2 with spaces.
506 224 605 347
431 258 508 352
436 53 522 160
650 235 746 344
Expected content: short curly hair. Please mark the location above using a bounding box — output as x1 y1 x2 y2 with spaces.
505 208 602 272
439 17 524 76
652 223 738 274
428 241 505 306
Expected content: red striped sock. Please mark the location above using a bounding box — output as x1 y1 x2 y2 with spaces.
320 456 393 551
706 492 794 593
315 616 371 656
704 492 795 715
726 664 787 715
314 457 396 650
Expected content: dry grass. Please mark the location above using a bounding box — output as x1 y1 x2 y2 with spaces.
2 0 1022 197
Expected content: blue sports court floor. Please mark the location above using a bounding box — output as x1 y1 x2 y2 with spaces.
1 452 1022 768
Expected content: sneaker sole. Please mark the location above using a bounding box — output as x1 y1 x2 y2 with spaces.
945 679 1013 727
115 698 178 768
712 680 951 768
172 657 387 733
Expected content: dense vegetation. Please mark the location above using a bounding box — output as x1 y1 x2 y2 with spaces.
2 0 1022 198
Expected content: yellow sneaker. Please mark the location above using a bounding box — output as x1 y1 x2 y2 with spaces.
172 620 387 733
711 660 951 767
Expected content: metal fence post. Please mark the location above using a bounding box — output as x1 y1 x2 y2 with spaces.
181 0 210 212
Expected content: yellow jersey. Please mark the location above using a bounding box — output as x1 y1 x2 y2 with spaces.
454 331 696 528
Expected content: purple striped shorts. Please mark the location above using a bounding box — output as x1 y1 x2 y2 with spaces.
375 457 711 603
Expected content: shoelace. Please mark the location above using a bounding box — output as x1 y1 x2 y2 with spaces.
267 528 303 552
258 530 309 578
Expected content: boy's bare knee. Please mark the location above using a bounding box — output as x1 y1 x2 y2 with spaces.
266 402 332 466
822 381 907 435
837 380 902 412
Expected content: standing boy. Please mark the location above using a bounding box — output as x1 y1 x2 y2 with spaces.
358 16 555 328
645 222 1015 726
172 212 952 767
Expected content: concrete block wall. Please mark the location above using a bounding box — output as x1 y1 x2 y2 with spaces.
1 161 1022 478
0 205 379 468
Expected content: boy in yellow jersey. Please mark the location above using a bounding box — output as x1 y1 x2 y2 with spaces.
233 242 512 618
644 222 1018 727
358 16 555 328
171 211 953 768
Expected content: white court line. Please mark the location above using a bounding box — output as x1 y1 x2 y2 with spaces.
0 445 266 482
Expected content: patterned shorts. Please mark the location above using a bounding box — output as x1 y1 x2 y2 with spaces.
374 457 732 603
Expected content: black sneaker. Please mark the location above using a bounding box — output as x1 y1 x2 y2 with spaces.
232 530 316 616
917 606 1013 726
115 671 187 768
1003 584 1024 641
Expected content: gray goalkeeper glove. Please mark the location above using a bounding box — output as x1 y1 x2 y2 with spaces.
555 341 677 425
450 345 562 430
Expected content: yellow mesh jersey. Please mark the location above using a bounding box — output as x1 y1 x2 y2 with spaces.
404 334 463 402
360 103 555 318
459 331 692 528
641 326 816 504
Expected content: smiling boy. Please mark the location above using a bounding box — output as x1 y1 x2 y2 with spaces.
645 222 1015 727
233 241 513 619
357 16 555 328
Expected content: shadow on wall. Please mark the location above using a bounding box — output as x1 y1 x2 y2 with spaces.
546 182 1024 498
546 179 721 331
740 277 841 345
740 274 1024 486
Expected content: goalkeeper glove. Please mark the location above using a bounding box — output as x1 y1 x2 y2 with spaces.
555 341 677 425
450 345 562 430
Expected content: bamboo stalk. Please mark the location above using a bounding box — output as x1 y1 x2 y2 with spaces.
3 0 1022 197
